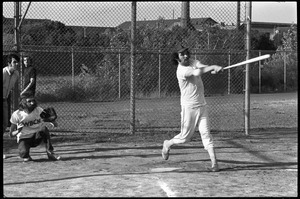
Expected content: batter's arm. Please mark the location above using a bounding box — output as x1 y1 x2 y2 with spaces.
195 61 223 74
185 64 223 77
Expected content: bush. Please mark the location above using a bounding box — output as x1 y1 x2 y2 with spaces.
36 74 120 102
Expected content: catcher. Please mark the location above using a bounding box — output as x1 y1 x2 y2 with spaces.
9 93 61 162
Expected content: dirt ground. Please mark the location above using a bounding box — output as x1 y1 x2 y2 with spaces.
3 127 297 197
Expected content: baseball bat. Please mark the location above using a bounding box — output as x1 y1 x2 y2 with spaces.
211 54 270 74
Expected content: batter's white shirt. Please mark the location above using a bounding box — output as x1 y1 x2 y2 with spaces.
10 107 44 143
176 60 206 107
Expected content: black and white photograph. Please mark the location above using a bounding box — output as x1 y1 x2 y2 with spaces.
3 1 297 197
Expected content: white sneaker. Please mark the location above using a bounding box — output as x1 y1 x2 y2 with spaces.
210 163 220 172
162 140 170 160
23 156 33 162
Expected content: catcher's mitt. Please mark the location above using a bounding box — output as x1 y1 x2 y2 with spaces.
40 107 57 122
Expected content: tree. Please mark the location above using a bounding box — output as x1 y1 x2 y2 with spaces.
109 28 130 49
251 30 276 50
20 20 76 46
261 24 297 92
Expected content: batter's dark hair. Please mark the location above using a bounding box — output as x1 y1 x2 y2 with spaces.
171 51 179 66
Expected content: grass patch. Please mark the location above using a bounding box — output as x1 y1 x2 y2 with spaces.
36 75 178 102
36 75 118 102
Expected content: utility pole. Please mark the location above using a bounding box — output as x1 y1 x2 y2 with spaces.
245 2 252 136
181 1 194 30
181 1 188 28
13 2 21 112
236 1 241 30
130 2 137 135
14 2 20 53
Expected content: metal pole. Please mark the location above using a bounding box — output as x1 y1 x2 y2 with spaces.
119 49 121 98
284 51 286 92
181 1 188 28
258 50 261 94
20 52 24 91
71 47 74 90
13 2 21 112
14 2 20 52
245 2 252 136
158 50 161 98
236 1 240 30
130 1 137 134
228 51 231 95
17 2 31 31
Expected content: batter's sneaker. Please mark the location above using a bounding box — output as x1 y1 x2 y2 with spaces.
23 156 33 162
162 140 170 160
47 151 61 161
208 164 219 172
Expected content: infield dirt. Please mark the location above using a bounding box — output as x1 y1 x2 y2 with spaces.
3 127 297 197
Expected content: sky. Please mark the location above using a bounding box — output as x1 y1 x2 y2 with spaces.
2 1 297 27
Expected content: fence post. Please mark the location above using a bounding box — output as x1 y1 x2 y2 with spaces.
245 2 252 136
259 50 261 94
71 47 74 91
227 51 231 95
13 2 21 113
284 50 286 92
119 49 121 98
130 2 137 135
158 49 161 98
20 52 24 91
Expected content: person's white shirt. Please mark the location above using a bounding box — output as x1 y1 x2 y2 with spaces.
10 107 44 143
176 60 206 108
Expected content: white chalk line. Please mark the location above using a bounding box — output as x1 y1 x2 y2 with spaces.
157 180 177 197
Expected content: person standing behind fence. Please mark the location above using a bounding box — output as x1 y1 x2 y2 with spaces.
161 45 223 172
20 55 37 97
3 53 20 159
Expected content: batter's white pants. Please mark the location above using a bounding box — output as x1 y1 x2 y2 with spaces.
172 105 214 150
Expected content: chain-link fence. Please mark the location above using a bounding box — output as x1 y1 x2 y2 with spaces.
3 2 296 135
250 50 298 93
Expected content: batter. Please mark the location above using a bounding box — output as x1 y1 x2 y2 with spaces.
162 45 223 172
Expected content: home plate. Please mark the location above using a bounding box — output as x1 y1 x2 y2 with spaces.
150 167 182 172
